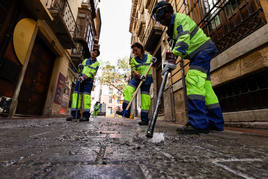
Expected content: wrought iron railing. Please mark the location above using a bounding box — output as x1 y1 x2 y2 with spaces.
46 0 79 38
182 0 267 53
142 17 162 45
71 44 83 57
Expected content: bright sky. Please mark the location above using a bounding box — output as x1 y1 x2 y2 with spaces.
98 0 132 63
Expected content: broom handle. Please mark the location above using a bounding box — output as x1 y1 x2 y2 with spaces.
126 62 154 111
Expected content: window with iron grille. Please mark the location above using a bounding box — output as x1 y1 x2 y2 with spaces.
214 69 268 112
182 0 267 53
109 88 113 95
87 25 94 51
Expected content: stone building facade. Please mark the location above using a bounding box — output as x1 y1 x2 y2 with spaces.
0 0 101 117
129 0 268 128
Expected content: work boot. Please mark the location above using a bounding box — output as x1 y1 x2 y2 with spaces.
81 112 91 121
138 121 149 126
176 123 209 134
116 110 130 118
116 111 123 116
79 117 89 122
66 117 73 121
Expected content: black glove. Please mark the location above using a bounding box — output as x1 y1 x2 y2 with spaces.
78 63 84 71
78 76 85 82
140 75 146 81
135 73 141 80
152 57 158 64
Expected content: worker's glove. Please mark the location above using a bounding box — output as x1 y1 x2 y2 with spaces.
78 63 84 71
152 57 158 64
135 73 146 81
78 76 85 82
166 52 178 64
135 73 141 80
139 75 146 81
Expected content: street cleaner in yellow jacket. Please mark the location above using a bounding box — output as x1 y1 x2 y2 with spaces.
67 49 100 122
116 42 156 126
92 101 101 118
152 1 224 133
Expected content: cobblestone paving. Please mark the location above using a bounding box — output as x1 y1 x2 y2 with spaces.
0 117 267 178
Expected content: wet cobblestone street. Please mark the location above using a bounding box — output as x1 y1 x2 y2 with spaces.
0 117 268 178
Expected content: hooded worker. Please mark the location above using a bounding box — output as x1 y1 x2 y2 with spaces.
116 42 156 125
67 49 100 122
152 1 224 133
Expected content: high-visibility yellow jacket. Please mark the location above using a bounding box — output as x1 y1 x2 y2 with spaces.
168 13 211 59
130 54 153 76
81 58 99 79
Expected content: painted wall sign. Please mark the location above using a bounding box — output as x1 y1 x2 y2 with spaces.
54 73 66 105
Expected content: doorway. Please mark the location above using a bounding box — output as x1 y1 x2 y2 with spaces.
16 35 56 115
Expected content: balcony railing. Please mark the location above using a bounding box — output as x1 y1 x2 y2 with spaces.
136 14 146 38
71 22 94 59
142 17 163 48
147 0 157 14
181 0 267 53
45 0 78 48
71 44 83 58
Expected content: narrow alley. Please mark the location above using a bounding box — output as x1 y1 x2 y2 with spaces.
1 0 268 178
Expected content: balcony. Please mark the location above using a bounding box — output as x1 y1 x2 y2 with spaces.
45 0 78 49
147 0 157 13
184 0 267 53
142 19 163 53
136 14 146 39
129 0 138 33
71 7 95 60
145 0 150 9
23 0 53 21
71 44 83 59
71 43 84 66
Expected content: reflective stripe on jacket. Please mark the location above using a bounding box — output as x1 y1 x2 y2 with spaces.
171 13 210 59
81 58 99 78
130 54 153 76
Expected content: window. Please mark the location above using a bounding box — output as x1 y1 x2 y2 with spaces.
203 0 221 30
108 107 112 115
109 88 113 95
109 96 112 103
214 70 268 112
86 25 94 51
